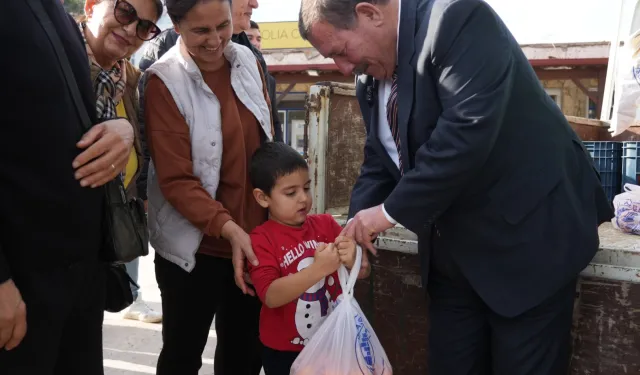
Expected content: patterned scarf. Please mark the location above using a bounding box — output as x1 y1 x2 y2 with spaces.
79 22 127 121
300 285 329 317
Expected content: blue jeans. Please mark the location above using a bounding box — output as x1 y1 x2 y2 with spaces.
125 258 140 300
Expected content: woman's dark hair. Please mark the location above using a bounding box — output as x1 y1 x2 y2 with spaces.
150 0 164 20
166 0 231 24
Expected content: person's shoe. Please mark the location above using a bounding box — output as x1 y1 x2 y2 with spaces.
123 293 162 323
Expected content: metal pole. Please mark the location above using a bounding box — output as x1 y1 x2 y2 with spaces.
601 0 627 122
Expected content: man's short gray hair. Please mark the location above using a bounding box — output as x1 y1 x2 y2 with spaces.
298 0 390 41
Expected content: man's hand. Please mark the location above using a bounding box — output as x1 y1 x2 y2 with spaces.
73 118 134 188
358 250 372 279
222 221 258 296
0 279 27 351
341 204 395 256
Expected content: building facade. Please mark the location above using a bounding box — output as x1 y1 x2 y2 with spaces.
257 21 610 150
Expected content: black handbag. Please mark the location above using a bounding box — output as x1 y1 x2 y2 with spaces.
104 263 138 313
27 0 147 311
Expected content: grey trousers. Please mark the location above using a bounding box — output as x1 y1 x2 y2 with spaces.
125 258 140 300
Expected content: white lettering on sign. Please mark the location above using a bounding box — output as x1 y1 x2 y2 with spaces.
259 22 313 49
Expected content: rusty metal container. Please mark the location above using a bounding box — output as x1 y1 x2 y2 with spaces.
305 83 640 375
566 115 640 142
306 82 367 215
306 82 429 373
570 225 640 375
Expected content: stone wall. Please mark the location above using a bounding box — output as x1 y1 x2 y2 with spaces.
542 79 598 117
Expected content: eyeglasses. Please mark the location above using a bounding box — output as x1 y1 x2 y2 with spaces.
113 0 161 41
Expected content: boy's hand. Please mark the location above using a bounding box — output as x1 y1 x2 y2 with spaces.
335 236 356 269
313 243 341 277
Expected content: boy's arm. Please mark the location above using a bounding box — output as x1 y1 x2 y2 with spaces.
249 232 339 309
249 234 330 309
248 233 281 304
263 263 329 309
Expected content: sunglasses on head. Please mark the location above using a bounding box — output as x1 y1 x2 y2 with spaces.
113 0 161 41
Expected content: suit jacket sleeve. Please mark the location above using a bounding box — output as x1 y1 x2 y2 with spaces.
0 244 9 284
384 0 515 234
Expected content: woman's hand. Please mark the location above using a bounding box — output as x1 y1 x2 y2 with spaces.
72 118 134 188
222 221 259 296
0 279 26 351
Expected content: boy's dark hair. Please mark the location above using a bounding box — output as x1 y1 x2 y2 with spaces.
251 142 308 194
250 20 259 30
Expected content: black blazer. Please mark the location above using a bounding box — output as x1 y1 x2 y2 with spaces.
348 0 613 317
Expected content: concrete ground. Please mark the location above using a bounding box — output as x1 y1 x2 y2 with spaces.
103 248 266 375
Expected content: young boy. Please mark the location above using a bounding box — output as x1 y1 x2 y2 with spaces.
247 142 368 375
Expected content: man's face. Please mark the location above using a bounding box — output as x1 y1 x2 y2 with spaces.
307 19 396 80
232 0 259 33
246 27 262 50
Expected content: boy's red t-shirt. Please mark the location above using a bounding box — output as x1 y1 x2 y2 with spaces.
248 214 344 352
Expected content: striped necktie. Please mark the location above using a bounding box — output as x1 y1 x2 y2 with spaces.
386 72 403 174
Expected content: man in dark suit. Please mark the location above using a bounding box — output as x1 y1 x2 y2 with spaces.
299 0 613 373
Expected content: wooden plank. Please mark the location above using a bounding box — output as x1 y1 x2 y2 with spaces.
535 68 602 80
597 68 608 118
272 72 353 84
275 83 295 105
571 78 600 104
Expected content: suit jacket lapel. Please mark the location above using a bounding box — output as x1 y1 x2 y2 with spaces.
397 0 417 170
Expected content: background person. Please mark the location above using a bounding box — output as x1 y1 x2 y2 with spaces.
0 0 137 373
135 0 284 211
246 20 262 50
79 0 164 324
143 0 274 373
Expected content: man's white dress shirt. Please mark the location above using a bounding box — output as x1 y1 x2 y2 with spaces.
377 0 402 225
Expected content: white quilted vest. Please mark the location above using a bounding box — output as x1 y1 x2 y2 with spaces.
146 38 272 272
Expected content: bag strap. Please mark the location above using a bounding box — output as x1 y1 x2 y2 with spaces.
624 183 640 192
338 245 363 297
25 0 93 133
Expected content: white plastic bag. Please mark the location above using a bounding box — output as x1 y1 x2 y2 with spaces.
290 246 392 375
611 183 640 235
611 29 640 136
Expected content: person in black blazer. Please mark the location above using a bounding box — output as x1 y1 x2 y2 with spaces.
298 0 613 373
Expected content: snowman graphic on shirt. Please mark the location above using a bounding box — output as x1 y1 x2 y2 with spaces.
291 257 337 346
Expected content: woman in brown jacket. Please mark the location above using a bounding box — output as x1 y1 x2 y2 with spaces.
143 0 274 373
80 0 163 322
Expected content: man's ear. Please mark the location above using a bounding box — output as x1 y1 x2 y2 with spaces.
354 2 385 26
253 188 270 208
173 23 181 35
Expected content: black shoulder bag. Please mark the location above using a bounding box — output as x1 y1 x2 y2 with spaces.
26 0 148 312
